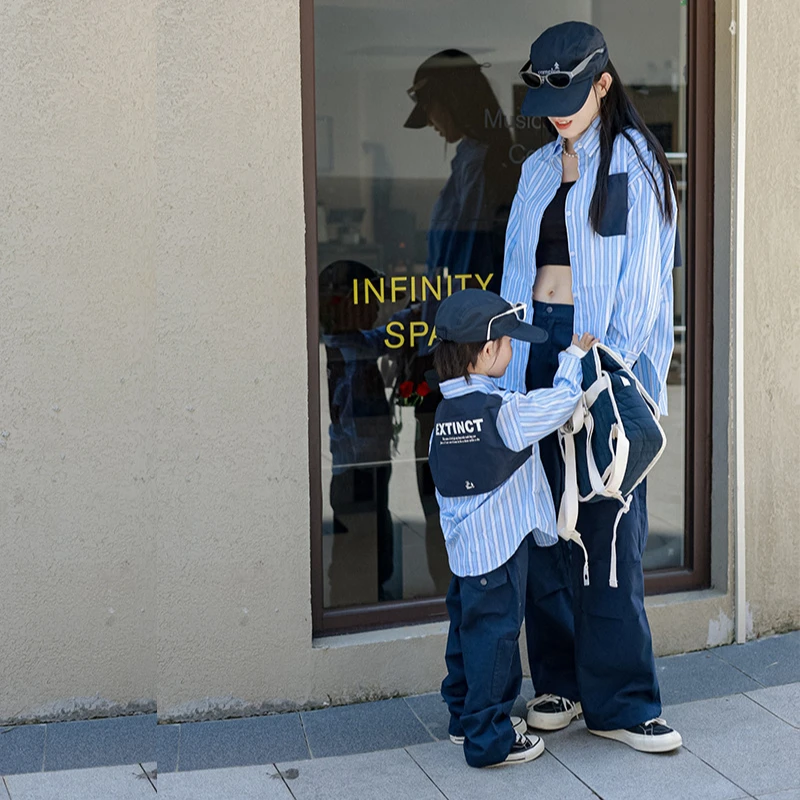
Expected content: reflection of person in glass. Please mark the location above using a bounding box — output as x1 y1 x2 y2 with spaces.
501 22 682 752
319 261 395 605
401 49 521 595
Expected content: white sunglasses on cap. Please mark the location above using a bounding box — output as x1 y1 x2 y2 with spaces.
486 302 526 341
519 46 606 89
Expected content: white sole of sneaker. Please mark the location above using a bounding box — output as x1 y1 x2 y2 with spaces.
587 727 683 753
527 701 583 731
450 715 527 745
484 736 545 767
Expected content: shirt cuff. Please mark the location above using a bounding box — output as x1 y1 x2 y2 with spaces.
565 344 588 359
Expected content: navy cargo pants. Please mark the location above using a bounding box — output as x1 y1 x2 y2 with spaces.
524 301 662 731
440 534 530 768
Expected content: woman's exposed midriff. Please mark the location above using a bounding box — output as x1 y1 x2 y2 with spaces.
532 264 574 305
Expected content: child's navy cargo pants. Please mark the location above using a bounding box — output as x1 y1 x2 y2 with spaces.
440 533 530 768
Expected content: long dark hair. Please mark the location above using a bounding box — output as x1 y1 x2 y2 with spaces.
583 60 677 234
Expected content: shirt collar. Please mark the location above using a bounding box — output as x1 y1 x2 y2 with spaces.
440 373 496 398
551 114 602 163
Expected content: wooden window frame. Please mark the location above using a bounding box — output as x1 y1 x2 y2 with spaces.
302 0 715 635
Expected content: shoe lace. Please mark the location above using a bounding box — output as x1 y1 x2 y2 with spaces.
643 718 667 727
526 693 570 710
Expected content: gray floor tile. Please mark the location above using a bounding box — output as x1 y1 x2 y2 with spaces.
407 739 595 799
0 725 45 776
300 698 433 759
542 720 746 800
141 762 157 792
713 632 800 686
157 724 180 773
158 765 293 799
403 694 451 741
520 677 535 699
658 650 762 705
5 764 155 799
178 713 309 771
667 693 800 797
756 791 800 800
43 714 156 771
276 748 445 800
745 683 800 728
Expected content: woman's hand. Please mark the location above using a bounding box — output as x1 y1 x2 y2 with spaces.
572 333 599 352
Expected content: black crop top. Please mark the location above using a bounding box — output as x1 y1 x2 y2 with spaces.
536 181 575 268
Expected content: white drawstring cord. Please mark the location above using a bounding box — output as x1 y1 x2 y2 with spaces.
608 494 632 588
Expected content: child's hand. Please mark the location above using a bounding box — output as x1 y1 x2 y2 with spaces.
572 333 598 353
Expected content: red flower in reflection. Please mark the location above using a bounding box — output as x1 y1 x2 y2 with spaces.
398 381 414 399
416 381 431 398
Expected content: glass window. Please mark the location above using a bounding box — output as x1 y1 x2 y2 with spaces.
309 0 709 631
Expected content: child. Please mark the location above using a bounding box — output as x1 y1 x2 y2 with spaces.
428 288 596 768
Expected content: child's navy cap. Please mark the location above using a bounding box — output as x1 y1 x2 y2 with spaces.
434 289 548 345
520 21 608 119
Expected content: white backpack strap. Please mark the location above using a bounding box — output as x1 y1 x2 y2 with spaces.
558 399 590 586
605 423 630 496
583 376 631 500
608 494 633 588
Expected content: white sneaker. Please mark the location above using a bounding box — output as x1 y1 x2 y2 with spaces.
484 732 545 767
526 694 583 731
587 718 683 753
449 715 527 745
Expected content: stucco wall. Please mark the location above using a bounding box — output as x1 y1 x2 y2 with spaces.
741 0 800 636
155 0 315 717
0 2 156 722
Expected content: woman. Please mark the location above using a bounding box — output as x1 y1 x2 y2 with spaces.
401 49 521 594
500 21 682 752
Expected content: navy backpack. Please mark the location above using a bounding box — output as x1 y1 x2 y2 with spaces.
557 344 667 588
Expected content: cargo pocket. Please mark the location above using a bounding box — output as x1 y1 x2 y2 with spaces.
463 564 509 593
491 635 519 699
461 564 511 627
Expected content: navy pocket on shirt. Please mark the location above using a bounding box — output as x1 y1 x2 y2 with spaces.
597 172 628 237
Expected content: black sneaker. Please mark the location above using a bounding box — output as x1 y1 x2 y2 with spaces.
526 694 583 731
485 732 545 767
588 717 683 753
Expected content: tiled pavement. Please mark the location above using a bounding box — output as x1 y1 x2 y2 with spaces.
1 631 798 799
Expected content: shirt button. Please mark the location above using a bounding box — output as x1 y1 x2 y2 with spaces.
569 251 576 257
480 578 488 586
566 211 572 217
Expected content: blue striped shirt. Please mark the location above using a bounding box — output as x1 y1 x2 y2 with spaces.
500 117 677 413
432 353 583 577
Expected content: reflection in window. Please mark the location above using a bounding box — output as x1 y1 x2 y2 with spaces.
315 1 689 611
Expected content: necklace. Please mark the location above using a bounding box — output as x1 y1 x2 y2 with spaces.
562 145 578 159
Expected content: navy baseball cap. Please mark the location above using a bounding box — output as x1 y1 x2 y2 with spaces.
520 21 608 119
434 289 548 345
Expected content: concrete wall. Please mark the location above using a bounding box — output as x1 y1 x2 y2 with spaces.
0 2 156 723
741 0 800 636
1 0 798 724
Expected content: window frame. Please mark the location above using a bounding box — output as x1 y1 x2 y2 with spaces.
302 0 715 635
